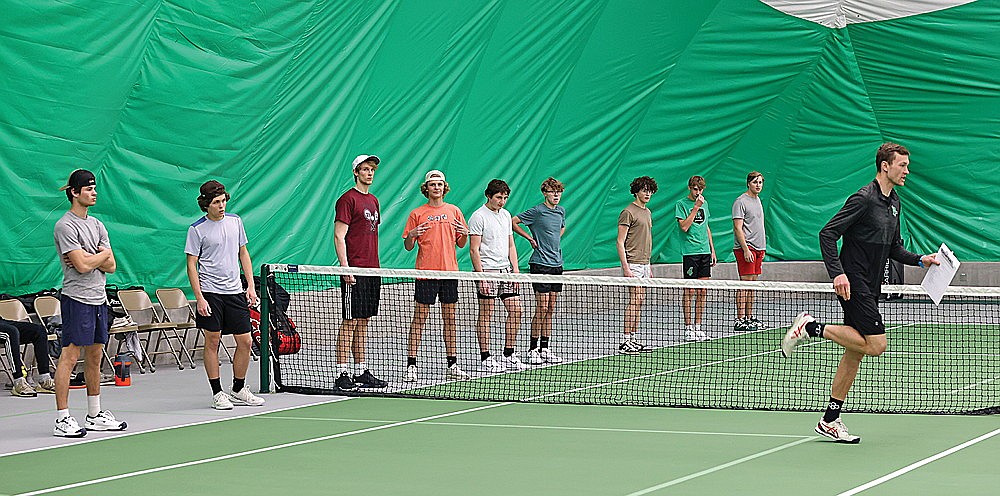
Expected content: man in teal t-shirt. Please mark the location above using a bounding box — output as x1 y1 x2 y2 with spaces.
674 175 716 341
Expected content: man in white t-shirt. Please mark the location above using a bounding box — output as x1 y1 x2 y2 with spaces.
468 179 527 373
185 180 265 410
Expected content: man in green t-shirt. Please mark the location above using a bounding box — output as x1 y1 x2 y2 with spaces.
675 175 716 341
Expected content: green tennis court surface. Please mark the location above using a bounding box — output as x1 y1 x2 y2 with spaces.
1 397 997 495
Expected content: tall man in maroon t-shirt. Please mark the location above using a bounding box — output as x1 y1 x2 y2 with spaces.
333 154 388 390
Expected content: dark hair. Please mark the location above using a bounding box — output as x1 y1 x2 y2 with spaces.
746 171 763 186
420 181 450 198
197 180 230 212
540 177 564 193
484 179 510 198
875 142 909 173
630 176 658 195
65 187 79 203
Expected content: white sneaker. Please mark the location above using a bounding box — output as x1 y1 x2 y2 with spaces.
685 327 699 342
539 348 562 363
503 353 528 371
212 391 234 410
480 356 505 373
618 340 640 354
526 349 544 365
696 330 709 341
403 364 418 382
85 410 127 431
815 418 861 444
230 387 265 407
782 311 815 357
54 416 86 438
446 364 470 380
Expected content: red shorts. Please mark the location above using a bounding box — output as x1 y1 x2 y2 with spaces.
734 248 765 276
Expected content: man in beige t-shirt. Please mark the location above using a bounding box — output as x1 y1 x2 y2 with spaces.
616 176 657 354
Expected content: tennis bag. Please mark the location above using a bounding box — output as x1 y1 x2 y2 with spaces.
248 275 301 355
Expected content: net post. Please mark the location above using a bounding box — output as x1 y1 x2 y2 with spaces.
258 263 272 394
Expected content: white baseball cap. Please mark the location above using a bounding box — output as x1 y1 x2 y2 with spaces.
424 169 446 184
352 154 380 170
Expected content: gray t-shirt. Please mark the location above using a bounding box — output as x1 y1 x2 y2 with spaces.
516 203 565 267
732 192 765 250
54 211 111 305
468 205 513 270
185 214 248 294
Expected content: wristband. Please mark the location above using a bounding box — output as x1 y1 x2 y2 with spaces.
918 259 925 268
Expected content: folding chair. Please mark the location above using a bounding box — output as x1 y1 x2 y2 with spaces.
117 289 191 371
0 330 16 388
153 288 199 368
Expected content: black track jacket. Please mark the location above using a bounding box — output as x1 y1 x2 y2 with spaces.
819 180 922 294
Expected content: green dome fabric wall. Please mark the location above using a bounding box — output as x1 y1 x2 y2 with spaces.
1 0 997 293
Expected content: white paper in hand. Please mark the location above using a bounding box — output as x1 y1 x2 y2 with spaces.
921 243 960 305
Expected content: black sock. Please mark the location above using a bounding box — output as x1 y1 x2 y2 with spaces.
823 397 844 423
480 351 491 361
503 347 514 357
529 337 539 350
805 321 826 338
540 336 550 349
447 356 457 367
209 378 223 395
407 356 417 367
232 377 245 393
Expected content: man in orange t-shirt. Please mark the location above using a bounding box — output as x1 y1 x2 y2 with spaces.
401 170 470 383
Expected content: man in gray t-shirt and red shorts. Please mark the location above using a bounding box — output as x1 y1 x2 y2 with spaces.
732 171 766 331
186 180 265 410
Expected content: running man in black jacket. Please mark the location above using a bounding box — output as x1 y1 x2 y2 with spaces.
781 142 939 443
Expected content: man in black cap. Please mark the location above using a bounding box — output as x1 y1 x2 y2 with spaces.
53 169 127 437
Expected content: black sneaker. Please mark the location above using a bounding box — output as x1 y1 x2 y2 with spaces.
353 369 388 389
69 372 86 389
334 372 357 391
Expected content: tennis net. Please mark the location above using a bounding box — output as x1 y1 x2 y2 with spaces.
258 264 1000 414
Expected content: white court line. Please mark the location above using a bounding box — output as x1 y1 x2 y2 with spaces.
0 396 353 459
260 416 810 438
12 401 512 496
837 427 1000 495
624 436 817 495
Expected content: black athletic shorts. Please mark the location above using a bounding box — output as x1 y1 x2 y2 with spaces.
682 254 712 279
196 292 252 335
341 275 381 320
838 286 886 336
414 279 459 305
529 263 563 293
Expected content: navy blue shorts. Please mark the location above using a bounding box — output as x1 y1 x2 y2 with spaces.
60 295 108 347
196 292 252 335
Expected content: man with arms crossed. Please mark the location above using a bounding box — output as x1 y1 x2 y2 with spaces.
617 176 658 354
469 179 526 373
512 177 565 365
675 175 716 342
733 171 766 331
333 154 388 391
782 142 938 443
186 180 265 410
53 169 126 437
402 170 471 382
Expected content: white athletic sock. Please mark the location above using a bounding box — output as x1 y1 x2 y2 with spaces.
87 395 101 417
355 362 366 376
337 363 349 375
57 409 70 421
39 373 52 381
